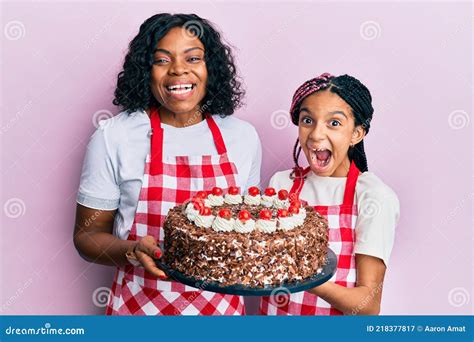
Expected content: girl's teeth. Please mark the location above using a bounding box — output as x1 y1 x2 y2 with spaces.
310 149 331 168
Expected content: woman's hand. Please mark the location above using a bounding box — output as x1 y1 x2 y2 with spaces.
74 204 168 279
134 235 167 280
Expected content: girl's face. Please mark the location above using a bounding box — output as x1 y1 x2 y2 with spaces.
298 90 365 177
151 27 208 116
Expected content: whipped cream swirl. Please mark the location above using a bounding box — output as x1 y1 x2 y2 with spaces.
261 195 276 207
195 214 215 228
277 216 298 231
293 207 307 226
185 202 199 222
212 216 235 232
207 194 224 206
244 194 261 205
256 219 277 233
224 194 242 204
274 198 290 209
233 219 256 233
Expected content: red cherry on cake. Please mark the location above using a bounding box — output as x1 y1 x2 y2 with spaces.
259 209 272 220
218 208 232 220
277 209 289 218
211 187 223 196
193 200 204 211
238 210 251 222
228 186 239 195
248 186 260 196
196 191 208 199
290 199 302 208
200 206 212 216
278 189 289 200
264 187 276 197
288 205 300 215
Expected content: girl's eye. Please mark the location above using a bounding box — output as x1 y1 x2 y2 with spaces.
329 119 341 127
301 116 313 125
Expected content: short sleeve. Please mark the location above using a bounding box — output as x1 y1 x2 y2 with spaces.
354 185 400 267
268 170 293 190
76 125 120 210
244 128 262 189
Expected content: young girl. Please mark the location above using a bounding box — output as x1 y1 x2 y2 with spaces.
74 13 261 315
260 73 399 315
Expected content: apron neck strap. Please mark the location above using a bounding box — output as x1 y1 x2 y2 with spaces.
289 161 360 206
342 160 360 206
205 114 227 154
149 107 164 175
289 166 311 196
148 108 227 175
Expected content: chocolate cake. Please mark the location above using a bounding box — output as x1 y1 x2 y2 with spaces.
163 186 329 287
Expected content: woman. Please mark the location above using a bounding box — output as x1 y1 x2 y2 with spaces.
260 73 399 315
74 13 262 315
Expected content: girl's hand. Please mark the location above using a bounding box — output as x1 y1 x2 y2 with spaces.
134 235 167 280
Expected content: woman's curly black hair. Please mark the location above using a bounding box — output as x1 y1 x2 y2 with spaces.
113 13 245 116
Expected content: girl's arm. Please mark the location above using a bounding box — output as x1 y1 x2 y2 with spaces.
308 254 386 315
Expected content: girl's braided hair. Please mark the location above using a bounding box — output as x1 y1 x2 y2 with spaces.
290 73 373 173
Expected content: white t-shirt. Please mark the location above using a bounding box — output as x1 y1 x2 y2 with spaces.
269 170 399 266
76 110 262 240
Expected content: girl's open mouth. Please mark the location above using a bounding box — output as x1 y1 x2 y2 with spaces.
309 148 332 172
165 83 197 100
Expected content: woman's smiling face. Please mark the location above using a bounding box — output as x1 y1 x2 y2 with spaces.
151 27 208 115
298 90 365 177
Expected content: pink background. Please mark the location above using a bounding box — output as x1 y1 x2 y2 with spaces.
1 1 472 315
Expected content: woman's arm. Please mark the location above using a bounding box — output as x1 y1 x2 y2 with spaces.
73 204 166 278
308 254 386 315
73 204 133 266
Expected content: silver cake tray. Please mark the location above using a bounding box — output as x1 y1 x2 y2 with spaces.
155 248 337 296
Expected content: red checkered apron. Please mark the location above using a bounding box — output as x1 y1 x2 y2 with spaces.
105 107 245 315
260 161 360 315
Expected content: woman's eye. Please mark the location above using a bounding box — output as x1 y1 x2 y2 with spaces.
301 116 313 125
188 56 202 63
154 58 169 65
329 119 341 127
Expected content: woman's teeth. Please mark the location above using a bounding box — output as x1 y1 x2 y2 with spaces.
166 84 194 94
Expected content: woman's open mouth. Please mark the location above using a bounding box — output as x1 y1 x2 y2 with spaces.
165 83 197 100
309 148 332 172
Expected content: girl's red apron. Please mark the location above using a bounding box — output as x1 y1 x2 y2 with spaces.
105 108 245 315
260 161 360 315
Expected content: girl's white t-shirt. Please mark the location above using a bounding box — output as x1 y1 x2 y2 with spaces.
269 169 400 266
76 110 262 240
